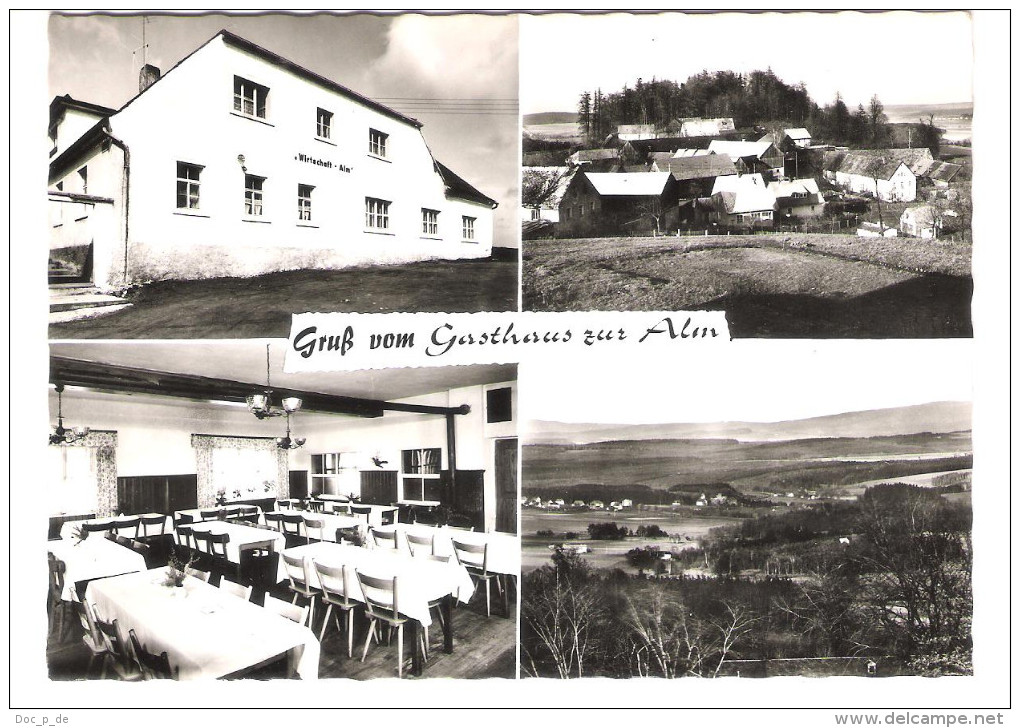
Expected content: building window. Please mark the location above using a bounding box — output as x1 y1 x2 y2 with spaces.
176 162 203 210
486 387 513 423
530 208 541 221
297 184 314 221
368 128 388 158
244 174 265 216
316 108 332 139
462 215 476 241
233 75 269 119
77 166 87 195
421 208 439 236
365 197 390 230
401 447 441 502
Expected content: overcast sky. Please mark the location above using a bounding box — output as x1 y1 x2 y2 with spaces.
48 12 520 247
521 340 973 426
521 11 973 115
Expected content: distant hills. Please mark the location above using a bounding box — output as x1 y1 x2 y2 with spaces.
526 401 972 445
523 111 576 125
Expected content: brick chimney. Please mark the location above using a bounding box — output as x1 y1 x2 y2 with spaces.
139 64 161 93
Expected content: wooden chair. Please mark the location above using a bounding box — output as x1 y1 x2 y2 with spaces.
421 554 451 661
313 561 358 657
72 599 109 678
138 514 167 538
302 515 326 544
370 527 398 550
263 512 283 531
81 521 114 537
329 502 351 515
277 499 301 510
196 531 231 582
452 539 502 617
350 505 373 519
280 513 305 547
306 498 324 514
406 532 435 558
353 569 409 678
223 507 241 519
47 554 73 641
128 629 177 679
114 517 141 538
92 615 144 680
175 525 195 559
238 505 259 516
200 508 223 521
264 594 310 625
281 552 319 627
219 578 253 602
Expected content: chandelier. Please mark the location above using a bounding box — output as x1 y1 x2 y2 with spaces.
49 384 90 445
276 410 306 450
246 344 302 419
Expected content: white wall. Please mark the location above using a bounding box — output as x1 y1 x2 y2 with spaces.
74 36 494 286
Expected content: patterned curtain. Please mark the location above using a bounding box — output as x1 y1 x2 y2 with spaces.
55 430 118 517
191 435 288 507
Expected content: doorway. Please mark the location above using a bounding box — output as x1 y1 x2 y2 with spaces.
494 437 518 533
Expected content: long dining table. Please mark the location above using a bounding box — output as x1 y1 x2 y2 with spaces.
86 568 320 680
182 520 288 582
281 541 475 675
370 524 521 576
49 536 148 600
262 510 366 542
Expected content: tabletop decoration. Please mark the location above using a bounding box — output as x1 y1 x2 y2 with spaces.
162 549 199 591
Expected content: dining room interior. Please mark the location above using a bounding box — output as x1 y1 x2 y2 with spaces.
45 340 519 681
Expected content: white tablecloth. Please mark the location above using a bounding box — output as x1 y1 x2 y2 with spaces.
58 514 173 541
86 569 319 680
281 542 475 627
372 525 520 576
49 537 148 600
265 510 366 542
182 521 287 582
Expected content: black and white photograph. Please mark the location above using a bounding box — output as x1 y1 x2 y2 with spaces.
521 12 974 338
47 12 520 338
520 344 975 679
44 342 518 680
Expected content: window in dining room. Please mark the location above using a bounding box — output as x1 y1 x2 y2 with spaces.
401 447 441 502
47 446 98 516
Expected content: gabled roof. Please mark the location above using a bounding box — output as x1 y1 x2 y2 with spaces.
679 117 735 136
768 178 823 206
708 140 777 161
822 150 847 172
659 154 738 182
49 94 116 128
115 29 422 129
838 153 911 180
584 172 672 197
784 127 812 140
710 173 776 213
623 137 690 155
926 161 963 183
571 148 620 162
435 161 498 208
848 148 934 176
672 148 710 159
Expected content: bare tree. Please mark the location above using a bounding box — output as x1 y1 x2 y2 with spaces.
521 567 605 678
521 168 569 219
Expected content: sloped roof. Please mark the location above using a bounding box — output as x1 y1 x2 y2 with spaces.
584 172 672 196
435 161 498 208
115 30 422 129
659 154 738 182
649 151 676 165
926 161 962 183
838 153 909 180
709 173 776 213
624 137 690 154
617 124 656 134
708 140 776 161
572 148 620 162
901 205 940 226
768 178 823 206
672 148 711 158
49 94 116 127
784 127 812 140
679 117 735 136
822 150 848 172
850 148 934 176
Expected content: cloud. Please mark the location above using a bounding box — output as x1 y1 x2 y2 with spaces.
368 14 518 99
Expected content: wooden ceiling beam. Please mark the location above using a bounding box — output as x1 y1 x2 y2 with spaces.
49 357 469 418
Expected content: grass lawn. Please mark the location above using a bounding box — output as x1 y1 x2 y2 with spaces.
50 257 518 339
523 234 972 338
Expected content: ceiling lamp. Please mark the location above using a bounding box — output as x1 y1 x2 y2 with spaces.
276 410 306 450
49 384 90 445
246 344 302 419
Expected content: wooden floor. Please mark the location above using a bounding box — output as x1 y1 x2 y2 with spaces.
47 578 517 681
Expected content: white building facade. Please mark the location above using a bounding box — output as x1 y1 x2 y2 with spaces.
48 31 497 290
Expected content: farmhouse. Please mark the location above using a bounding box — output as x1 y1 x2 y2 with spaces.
617 124 657 141
695 173 776 229
783 127 812 149
707 140 785 180
557 172 679 237
520 166 572 223
47 30 497 291
828 152 917 202
899 205 943 239
651 154 738 197
678 117 736 137
768 178 825 220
